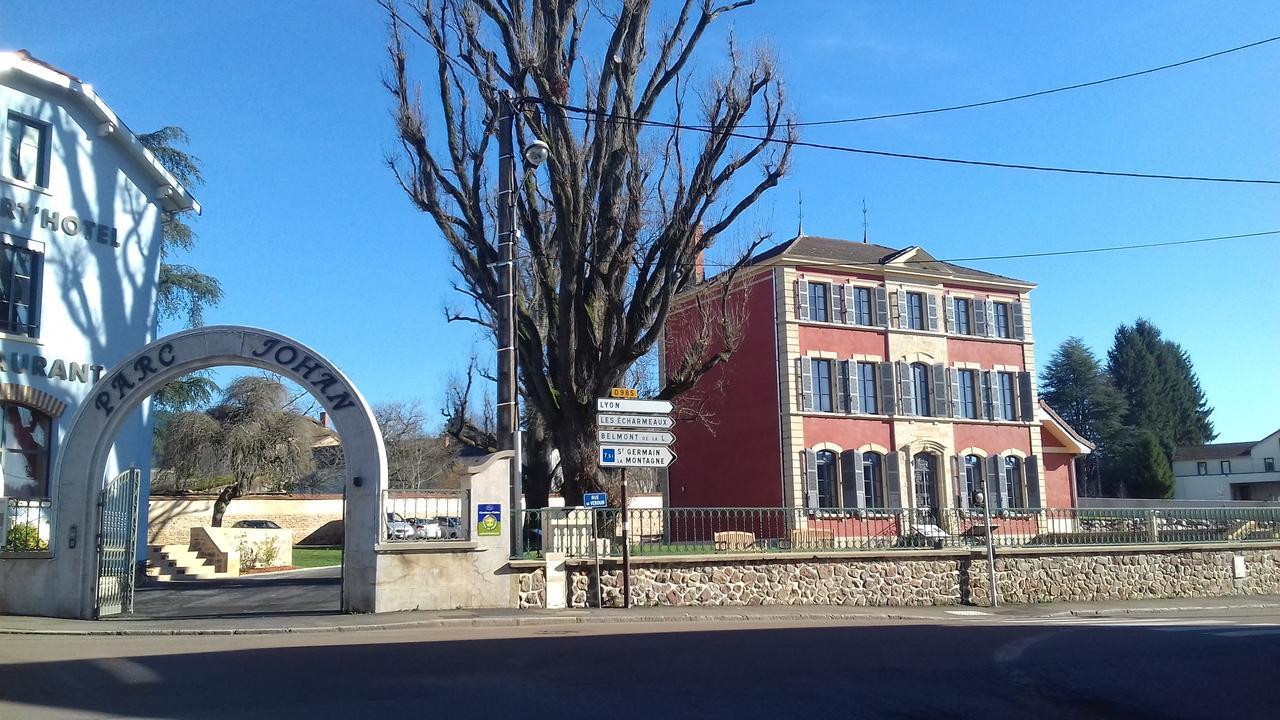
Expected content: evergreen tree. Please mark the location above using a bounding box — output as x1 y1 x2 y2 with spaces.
1040 337 1126 496
1119 430 1175 499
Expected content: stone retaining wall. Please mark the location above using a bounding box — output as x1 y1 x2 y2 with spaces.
515 544 1280 609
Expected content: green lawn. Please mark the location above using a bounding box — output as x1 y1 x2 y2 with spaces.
291 547 342 568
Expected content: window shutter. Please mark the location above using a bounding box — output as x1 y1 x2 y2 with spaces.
878 361 897 415
981 371 996 420
801 358 815 411
804 449 819 511
842 451 866 509
843 283 856 324
950 455 965 510
891 291 905 328
885 452 902 509
795 278 809 320
926 293 939 331
932 363 949 418
988 455 1004 509
838 360 853 413
896 361 914 416
1018 372 1034 421
874 287 890 327
1026 456 1041 509
794 358 805 411
949 368 962 419
974 299 987 336
985 301 997 338
944 296 956 334
1011 300 1025 339
832 283 844 324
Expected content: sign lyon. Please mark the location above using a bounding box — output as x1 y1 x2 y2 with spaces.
596 398 673 414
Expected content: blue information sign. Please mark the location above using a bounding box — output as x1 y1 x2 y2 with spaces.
476 503 501 536
583 492 607 509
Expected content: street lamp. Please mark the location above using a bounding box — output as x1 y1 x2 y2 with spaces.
522 139 550 167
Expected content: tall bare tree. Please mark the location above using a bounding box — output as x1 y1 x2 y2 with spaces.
387 0 794 502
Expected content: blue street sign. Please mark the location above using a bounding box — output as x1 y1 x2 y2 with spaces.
602 448 616 463
584 492 607 509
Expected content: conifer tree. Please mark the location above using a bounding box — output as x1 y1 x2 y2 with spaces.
1040 337 1126 496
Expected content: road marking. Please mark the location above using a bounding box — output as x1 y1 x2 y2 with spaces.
90 658 161 685
1210 628 1280 638
945 610 992 616
993 630 1066 663
1000 617 1235 627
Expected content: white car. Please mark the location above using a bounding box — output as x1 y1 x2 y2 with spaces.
385 512 415 540
410 517 442 540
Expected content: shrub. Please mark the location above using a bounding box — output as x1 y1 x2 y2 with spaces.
4 523 48 552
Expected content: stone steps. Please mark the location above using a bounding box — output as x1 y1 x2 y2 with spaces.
146 543 223 582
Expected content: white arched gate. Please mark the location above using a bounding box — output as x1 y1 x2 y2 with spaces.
94 468 141 617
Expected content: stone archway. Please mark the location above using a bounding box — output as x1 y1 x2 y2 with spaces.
49 326 387 619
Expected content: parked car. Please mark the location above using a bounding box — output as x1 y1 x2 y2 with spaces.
385 512 414 540
409 517 442 540
232 519 281 529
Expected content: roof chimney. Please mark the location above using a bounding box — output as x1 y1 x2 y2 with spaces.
692 223 706 283
319 411 328 428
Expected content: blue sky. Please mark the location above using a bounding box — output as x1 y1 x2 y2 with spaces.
4 1 1277 442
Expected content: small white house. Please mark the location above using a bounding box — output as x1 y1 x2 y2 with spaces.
1173 428 1280 501
0 50 199 550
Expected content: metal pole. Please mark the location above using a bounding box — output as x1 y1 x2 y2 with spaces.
496 91 523 557
593 508 602 609
980 473 999 608
621 468 631 609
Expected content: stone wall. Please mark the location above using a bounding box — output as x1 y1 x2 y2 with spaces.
148 496 344 546
523 544 1280 609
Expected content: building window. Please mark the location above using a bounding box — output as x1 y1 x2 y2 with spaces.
998 371 1016 421
910 362 931 416
964 455 983 504
863 452 883 507
811 359 835 413
993 302 1011 339
1221 460 1232 475
0 244 41 339
955 298 972 335
1196 461 1208 475
853 287 872 326
5 115 49 188
808 282 830 322
1 404 51 500
913 453 939 518
1266 458 1276 473
1004 456 1025 509
958 369 979 419
816 450 838 509
857 362 878 414
906 292 925 330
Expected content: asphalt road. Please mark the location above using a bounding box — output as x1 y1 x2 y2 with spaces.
1 608 1277 720
130 566 340 619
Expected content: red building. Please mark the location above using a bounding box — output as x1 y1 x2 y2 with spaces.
663 235 1091 530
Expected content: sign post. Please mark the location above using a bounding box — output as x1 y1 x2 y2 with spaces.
595 392 677 609
584 492 607 608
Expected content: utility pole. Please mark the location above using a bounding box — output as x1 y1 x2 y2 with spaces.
979 475 999 607
496 91 522 557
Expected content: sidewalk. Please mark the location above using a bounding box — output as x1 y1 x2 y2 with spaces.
3 594 1279 636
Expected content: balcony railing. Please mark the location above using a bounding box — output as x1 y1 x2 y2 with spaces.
517 505 1280 559
382 489 470 542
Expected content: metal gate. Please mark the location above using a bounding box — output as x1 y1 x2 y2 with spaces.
94 468 141 618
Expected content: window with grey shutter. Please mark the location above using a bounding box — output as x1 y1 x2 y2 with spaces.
838 360 853 413
932 364 949 418
951 455 964 509
1018 372 1034 421
926 293 939 331
832 283 845 324
794 358 807 411
981 371 996 420
1011 300 1025 339
944 296 956 334
987 455 1004 509
796 278 809 320
974 298 988 336
874 287 890 328
949 368 962 419
896 361 914 416
885 452 902 509
803 449 819 511
841 451 866 509
843 283 857 324
892 291 906 328
1026 456 1041 509
985 301 997 338
878 361 896 415
801 358 815 411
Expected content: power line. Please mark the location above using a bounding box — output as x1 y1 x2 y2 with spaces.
545 100 1280 185
741 34 1280 128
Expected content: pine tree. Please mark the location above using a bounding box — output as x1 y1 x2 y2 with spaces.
1040 337 1126 496
1120 431 1175 499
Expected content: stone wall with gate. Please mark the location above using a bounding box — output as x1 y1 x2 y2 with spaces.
513 543 1280 609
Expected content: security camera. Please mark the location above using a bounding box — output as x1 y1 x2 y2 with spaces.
522 139 550 167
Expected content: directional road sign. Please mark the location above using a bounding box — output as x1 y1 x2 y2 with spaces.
583 492 608 509
600 444 676 468
596 413 675 429
596 398 674 414
598 429 675 445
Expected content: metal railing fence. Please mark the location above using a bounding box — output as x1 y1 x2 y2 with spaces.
517 505 1280 559
382 489 470 542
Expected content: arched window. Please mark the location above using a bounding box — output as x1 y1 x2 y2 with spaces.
1 403 51 500
912 452 939 518
862 452 883 508
964 454 983 504
910 363 931 416
1004 456 1024 509
815 450 838 509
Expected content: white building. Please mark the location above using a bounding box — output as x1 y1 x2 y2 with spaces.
0 50 199 550
1173 428 1280 501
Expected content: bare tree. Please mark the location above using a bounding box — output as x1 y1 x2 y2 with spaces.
377 400 461 488
387 0 794 503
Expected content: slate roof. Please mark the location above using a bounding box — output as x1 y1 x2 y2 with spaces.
1173 441 1256 462
748 235 1032 286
